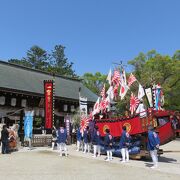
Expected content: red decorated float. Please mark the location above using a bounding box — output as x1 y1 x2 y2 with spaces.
81 65 179 159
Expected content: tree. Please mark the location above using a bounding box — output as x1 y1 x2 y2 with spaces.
128 50 180 110
8 58 32 68
48 45 76 77
82 72 107 95
23 45 49 70
8 44 76 77
172 50 180 60
128 52 146 79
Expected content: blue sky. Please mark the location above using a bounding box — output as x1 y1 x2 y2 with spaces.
0 0 179 75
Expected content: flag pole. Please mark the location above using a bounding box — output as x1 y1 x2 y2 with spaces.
79 87 81 119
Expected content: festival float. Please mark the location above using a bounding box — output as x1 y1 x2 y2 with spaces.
80 66 178 159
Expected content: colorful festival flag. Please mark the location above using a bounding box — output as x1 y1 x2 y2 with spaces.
122 68 127 86
145 88 153 107
112 69 120 85
113 83 119 98
105 96 111 112
93 97 100 115
152 84 163 110
100 84 106 99
138 84 145 100
130 93 140 115
119 83 129 100
80 116 90 132
100 98 106 111
119 69 129 99
128 73 137 87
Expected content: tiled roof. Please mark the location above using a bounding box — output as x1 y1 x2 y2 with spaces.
0 61 97 102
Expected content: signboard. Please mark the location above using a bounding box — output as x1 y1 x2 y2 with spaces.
79 96 87 116
44 80 54 129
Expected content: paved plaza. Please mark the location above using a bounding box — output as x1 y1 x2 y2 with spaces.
0 139 180 180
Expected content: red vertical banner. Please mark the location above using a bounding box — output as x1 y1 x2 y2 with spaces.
44 80 54 129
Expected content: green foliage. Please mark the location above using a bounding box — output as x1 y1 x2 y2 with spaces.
8 44 76 77
82 72 107 95
9 58 32 68
23 45 49 70
34 117 42 127
81 49 180 113
47 45 76 77
172 50 180 60
128 50 180 110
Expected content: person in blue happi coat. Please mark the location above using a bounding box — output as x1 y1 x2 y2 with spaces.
104 128 113 161
119 126 131 163
92 126 101 157
147 125 160 168
83 126 91 153
57 126 68 156
76 127 82 151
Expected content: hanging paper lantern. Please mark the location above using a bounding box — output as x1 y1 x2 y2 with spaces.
71 105 75 112
0 96 5 105
21 99 27 107
11 98 16 106
64 104 68 112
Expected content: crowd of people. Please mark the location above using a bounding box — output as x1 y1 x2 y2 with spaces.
1 112 180 169
50 124 160 168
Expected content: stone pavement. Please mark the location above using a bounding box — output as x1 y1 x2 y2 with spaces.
0 139 180 180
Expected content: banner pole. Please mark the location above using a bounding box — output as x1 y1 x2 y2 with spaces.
52 74 55 129
79 87 81 118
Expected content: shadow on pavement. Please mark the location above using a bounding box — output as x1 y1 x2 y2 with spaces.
145 163 153 167
158 156 177 163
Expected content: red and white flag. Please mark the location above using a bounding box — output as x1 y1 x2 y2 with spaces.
80 116 90 132
100 84 106 99
113 83 119 98
105 96 111 112
119 83 129 99
119 71 129 100
128 73 137 87
130 93 140 115
122 68 127 86
92 97 100 115
112 69 120 85
100 96 110 112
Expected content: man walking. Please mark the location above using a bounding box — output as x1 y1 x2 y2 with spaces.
147 125 160 168
57 126 68 156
